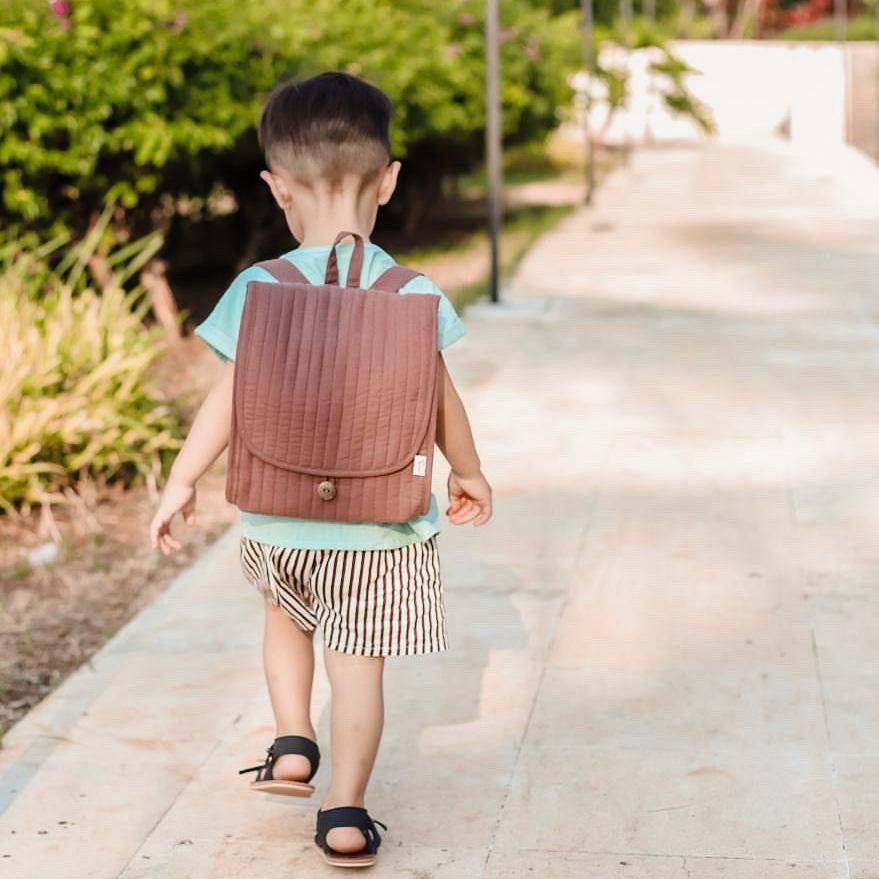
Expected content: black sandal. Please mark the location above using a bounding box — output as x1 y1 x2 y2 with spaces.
238 735 320 797
314 806 388 868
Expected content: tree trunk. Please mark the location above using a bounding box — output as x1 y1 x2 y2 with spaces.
709 0 729 37
679 0 697 31
87 253 114 290
233 187 276 273
140 258 181 339
729 0 758 37
401 169 445 240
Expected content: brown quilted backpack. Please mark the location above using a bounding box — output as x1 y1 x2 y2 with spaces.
226 231 440 523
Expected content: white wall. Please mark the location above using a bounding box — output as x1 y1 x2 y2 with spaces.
571 40 877 158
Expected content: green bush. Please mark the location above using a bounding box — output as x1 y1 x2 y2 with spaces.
0 0 578 240
0 218 182 513
777 13 877 39
0 0 287 236
1 0 711 272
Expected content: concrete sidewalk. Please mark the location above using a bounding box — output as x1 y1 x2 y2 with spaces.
3 140 879 878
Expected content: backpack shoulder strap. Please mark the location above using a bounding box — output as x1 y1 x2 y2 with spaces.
254 258 310 285
368 265 422 293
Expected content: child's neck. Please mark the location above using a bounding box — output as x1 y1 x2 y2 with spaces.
295 202 375 249
299 229 371 248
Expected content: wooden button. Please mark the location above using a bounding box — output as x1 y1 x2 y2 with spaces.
317 480 336 501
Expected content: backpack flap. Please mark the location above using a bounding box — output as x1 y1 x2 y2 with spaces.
233 281 439 481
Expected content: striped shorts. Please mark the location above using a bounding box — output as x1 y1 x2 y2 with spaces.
239 535 448 657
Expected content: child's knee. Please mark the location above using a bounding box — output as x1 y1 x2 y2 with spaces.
324 647 384 678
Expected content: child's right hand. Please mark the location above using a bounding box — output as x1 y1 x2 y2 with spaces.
149 479 197 555
446 470 492 527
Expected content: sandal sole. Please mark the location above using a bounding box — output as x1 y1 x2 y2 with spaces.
316 844 377 868
250 780 315 797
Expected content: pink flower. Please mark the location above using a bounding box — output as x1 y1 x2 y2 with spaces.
48 0 71 30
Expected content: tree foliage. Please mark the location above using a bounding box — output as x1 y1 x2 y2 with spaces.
0 0 576 238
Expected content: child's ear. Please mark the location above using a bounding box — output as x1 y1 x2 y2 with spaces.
260 170 292 211
376 161 401 206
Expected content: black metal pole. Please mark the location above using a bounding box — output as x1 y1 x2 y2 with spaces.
485 0 503 303
620 0 633 45
834 0 847 42
580 0 595 205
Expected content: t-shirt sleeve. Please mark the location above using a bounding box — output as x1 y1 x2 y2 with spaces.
399 274 466 351
194 265 272 361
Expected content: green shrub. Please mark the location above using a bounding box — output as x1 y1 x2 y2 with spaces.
0 0 578 240
777 13 877 39
0 218 181 513
1 0 710 263
0 0 287 236
634 24 716 134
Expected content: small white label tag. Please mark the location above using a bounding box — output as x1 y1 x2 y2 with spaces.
412 454 427 477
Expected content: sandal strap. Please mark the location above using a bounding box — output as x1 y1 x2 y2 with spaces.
238 735 320 783
315 807 387 856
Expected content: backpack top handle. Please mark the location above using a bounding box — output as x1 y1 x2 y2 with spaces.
325 231 365 288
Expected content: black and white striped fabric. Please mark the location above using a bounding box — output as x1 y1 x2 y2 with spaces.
239 535 447 657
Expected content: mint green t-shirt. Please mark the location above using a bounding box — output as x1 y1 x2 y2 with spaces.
194 241 465 551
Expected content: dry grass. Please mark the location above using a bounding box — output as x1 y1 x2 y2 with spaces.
0 338 234 737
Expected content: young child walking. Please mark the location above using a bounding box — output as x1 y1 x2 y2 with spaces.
149 71 491 868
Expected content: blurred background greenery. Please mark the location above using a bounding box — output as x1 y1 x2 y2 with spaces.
1 0 872 511
1 0 582 510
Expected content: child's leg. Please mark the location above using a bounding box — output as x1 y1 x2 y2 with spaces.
321 647 385 853
263 602 317 781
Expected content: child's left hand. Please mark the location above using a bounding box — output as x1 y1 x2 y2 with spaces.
446 470 492 527
149 480 197 555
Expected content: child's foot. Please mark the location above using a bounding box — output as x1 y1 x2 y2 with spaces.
269 726 317 784
326 824 367 853
321 801 367 853
315 806 387 867
239 731 320 797
272 726 317 782
271 752 314 783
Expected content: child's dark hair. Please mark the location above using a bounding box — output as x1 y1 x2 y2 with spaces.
259 72 392 181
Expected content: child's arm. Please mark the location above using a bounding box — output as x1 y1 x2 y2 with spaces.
149 360 235 554
435 355 492 526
